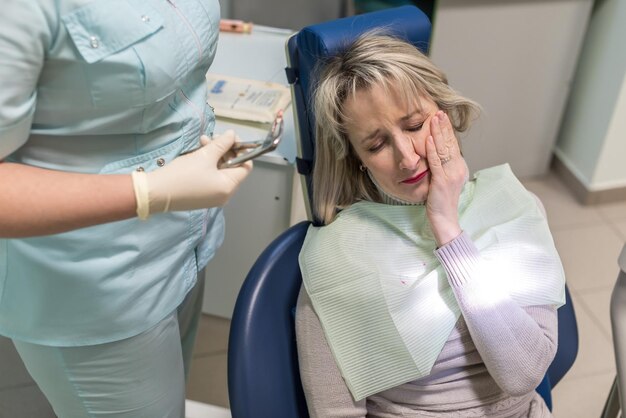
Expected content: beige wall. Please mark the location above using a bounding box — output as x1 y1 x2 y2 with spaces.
429 0 593 178
555 0 626 192
229 0 349 30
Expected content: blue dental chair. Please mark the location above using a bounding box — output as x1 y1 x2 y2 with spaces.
227 6 578 417
227 221 579 417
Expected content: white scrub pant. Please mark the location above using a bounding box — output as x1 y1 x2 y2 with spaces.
13 271 206 418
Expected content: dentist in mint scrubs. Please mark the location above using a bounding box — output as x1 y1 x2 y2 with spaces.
0 1 251 417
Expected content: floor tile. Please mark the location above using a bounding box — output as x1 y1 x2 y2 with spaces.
564 290 615 379
521 174 604 230
0 384 56 418
597 200 626 223
186 353 229 409
193 314 231 357
611 219 626 242
575 286 614 341
0 337 34 390
552 224 623 291
551 371 614 418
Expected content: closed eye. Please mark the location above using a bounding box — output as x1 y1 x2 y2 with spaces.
367 142 385 154
367 138 387 153
406 123 424 132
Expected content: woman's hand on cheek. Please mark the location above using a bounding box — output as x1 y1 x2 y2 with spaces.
425 111 468 246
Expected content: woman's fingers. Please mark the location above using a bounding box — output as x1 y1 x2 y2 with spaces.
440 112 460 157
431 112 449 162
427 111 452 171
426 134 442 171
430 111 463 170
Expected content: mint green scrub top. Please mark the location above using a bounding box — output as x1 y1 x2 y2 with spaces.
0 0 223 346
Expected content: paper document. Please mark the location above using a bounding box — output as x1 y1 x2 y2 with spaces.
206 74 291 124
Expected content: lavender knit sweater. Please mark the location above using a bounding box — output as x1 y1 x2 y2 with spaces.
296 231 557 417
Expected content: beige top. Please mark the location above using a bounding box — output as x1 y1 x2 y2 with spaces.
296 232 557 417
297 289 555 417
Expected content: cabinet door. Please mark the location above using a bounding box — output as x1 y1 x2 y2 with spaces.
202 161 293 318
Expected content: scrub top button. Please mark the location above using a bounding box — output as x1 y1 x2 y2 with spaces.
136 166 145 172
89 36 99 49
141 15 150 22
156 158 165 167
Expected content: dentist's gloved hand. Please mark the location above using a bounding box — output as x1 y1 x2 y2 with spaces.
131 130 252 219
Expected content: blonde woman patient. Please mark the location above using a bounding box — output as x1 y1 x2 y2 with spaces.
296 33 566 417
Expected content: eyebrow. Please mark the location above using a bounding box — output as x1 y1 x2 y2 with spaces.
360 129 380 144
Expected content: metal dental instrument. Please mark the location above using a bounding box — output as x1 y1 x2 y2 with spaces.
222 110 284 168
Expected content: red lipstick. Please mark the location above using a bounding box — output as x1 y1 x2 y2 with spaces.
401 169 429 184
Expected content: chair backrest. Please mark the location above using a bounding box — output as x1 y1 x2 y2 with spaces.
548 285 579 386
228 221 311 418
535 285 579 410
284 5 432 224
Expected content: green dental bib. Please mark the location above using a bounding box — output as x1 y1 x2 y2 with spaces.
298 164 565 401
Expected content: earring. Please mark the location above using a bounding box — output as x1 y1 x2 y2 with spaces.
359 164 366 172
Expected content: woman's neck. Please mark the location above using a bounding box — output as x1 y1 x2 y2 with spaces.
367 171 425 206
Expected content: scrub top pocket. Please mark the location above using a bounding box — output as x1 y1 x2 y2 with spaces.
62 0 178 108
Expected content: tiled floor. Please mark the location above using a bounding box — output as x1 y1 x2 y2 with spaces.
521 172 626 418
1 168 625 417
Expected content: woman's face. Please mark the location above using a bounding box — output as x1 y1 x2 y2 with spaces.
343 83 439 204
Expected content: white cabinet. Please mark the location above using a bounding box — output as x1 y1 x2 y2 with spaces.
201 27 297 318
202 160 293 318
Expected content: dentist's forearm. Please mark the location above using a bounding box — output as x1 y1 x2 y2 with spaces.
0 162 136 238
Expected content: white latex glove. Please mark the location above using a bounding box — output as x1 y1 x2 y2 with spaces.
131 130 252 219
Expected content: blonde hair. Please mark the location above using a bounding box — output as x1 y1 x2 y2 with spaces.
312 32 481 224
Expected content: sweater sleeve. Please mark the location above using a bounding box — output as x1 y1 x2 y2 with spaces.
295 286 368 418
434 232 559 396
